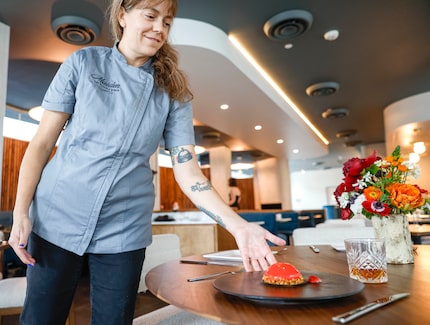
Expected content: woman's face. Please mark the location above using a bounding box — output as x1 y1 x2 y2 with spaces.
118 0 173 66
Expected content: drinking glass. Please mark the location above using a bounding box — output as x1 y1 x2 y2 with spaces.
344 238 388 283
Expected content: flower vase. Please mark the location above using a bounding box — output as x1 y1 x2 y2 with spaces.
371 215 414 264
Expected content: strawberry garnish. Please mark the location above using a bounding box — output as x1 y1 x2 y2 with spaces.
308 275 322 283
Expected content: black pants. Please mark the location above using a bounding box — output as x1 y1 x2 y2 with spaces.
21 232 145 325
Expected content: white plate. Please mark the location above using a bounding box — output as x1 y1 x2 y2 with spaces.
203 250 243 262
203 249 280 262
331 243 346 252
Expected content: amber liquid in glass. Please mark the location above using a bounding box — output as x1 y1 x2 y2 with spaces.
351 267 387 281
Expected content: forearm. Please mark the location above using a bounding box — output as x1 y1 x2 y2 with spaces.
171 149 247 234
182 176 246 230
14 141 54 217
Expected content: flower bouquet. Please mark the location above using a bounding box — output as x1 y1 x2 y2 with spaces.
333 145 430 264
334 145 430 220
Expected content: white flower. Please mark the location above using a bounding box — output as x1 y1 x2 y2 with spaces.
350 194 366 216
353 172 372 189
403 161 421 179
374 159 387 167
339 192 350 208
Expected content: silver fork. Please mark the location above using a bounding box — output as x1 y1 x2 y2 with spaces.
187 269 244 282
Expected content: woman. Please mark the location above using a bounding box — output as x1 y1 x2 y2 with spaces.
228 178 241 209
8 0 286 324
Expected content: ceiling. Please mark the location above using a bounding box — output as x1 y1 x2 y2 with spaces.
2 0 430 172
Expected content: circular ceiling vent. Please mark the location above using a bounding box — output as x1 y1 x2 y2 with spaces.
336 129 357 139
52 15 100 45
345 140 362 147
263 9 313 41
51 0 104 45
201 131 221 141
306 81 340 96
321 107 349 119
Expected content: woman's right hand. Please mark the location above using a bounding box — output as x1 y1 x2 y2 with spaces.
8 214 36 266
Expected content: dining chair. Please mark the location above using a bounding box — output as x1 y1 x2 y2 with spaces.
238 212 287 245
238 212 277 234
132 305 226 325
316 218 367 228
292 227 375 246
0 275 75 325
134 234 226 324
275 211 299 245
138 233 182 293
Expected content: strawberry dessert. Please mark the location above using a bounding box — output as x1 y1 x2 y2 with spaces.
262 262 305 286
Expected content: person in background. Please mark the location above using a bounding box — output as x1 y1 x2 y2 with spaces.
8 0 286 324
229 178 241 209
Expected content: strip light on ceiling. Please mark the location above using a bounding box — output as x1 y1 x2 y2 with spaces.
228 35 329 145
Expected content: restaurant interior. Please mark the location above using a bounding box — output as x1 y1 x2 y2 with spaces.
1 1 430 324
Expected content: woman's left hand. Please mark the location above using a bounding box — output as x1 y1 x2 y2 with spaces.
232 222 286 272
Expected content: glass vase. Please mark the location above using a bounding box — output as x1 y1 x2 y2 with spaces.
371 214 414 264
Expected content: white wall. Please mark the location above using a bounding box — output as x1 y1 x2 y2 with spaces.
290 168 343 211
253 158 282 208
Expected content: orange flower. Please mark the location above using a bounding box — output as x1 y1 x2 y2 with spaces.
387 183 425 211
397 164 408 172
363 186 383 201
385 155 404 167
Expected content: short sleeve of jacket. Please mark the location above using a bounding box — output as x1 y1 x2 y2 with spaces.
41 52 80 114
163 100 195 149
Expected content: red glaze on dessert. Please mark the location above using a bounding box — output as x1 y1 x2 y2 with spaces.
265 262 301 279
262 262 305 286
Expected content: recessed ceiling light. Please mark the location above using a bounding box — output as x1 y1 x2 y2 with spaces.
28 106 44 121
220 104 229 110
323 29 339 41
231 163 254 170
277 139 284 144
194 145 206 154
254 125 262 131
284 43 293 49
292 148 299 153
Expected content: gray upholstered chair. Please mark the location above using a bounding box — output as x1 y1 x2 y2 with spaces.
134 233 226 324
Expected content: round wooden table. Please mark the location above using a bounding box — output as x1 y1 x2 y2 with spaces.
409 224 430 244
146 245 430 325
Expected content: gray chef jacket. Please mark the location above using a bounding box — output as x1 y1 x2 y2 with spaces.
30 44 195 255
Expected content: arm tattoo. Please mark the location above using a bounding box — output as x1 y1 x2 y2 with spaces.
170 146 193 166
191 180 212 192
198 205 226 228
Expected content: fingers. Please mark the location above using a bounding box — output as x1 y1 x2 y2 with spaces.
234 223 287 272
12 246 36 266
8 237 36 266
266 232 287 247
242 250 274 272
8 227 36 266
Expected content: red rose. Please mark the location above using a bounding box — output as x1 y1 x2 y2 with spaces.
342 157 363 177
340 208 352 220
362 150 379 168
342 151 379 178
